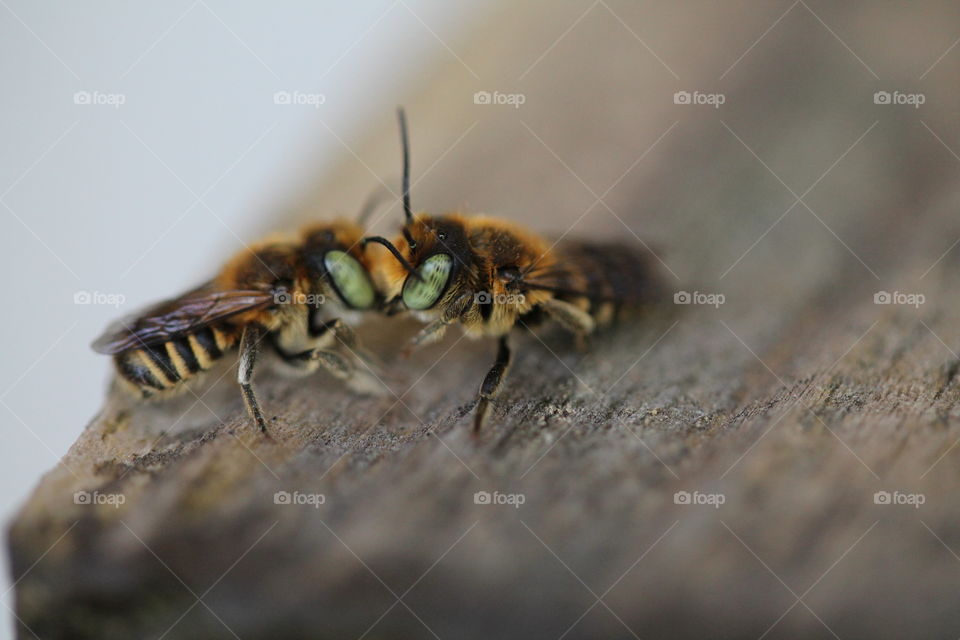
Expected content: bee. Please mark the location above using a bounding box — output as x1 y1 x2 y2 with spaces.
364 110 662 432
93 208 384 434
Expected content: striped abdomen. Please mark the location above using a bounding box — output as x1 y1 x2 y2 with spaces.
114 326 238 396
552 241 661 325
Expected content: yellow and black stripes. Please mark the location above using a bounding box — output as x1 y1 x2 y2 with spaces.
114 326 236 396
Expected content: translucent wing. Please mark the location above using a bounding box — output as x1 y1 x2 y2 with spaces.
91 284 275 354
518 242 656 303
514 263 609 301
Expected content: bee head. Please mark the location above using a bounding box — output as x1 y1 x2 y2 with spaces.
360 109 474 312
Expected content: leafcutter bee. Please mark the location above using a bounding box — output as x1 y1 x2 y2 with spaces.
364 110 662 432
93 210 384 434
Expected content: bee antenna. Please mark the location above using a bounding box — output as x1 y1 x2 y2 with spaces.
356 185 389 226
362 236 423 281
397 107 413 224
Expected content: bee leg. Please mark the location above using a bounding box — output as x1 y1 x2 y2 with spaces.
309 349 352 380
275 342 384 395
314 317 358 349
276 345 352 380
474 336 512 434
314 318 379 369
404 320 449 355
238 325 269 434
542 298 595 350
404 292 473 356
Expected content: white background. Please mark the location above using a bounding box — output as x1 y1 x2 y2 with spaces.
0 2 485 636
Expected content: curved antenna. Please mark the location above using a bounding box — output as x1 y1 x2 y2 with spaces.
397 107 413 224
362 236 423 281
356 185 390 226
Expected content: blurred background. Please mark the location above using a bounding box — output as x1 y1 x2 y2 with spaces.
5 1 960 638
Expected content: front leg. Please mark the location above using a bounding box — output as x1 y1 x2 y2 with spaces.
276 344 386 396
405 320 450 355
312 317 358 349
274 343 352 380
313 317 378 368
238 324 269 434
405 292 474 355
474 335 512 433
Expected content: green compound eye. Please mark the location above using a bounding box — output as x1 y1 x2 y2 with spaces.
324 250 375 309
402 254 453 310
